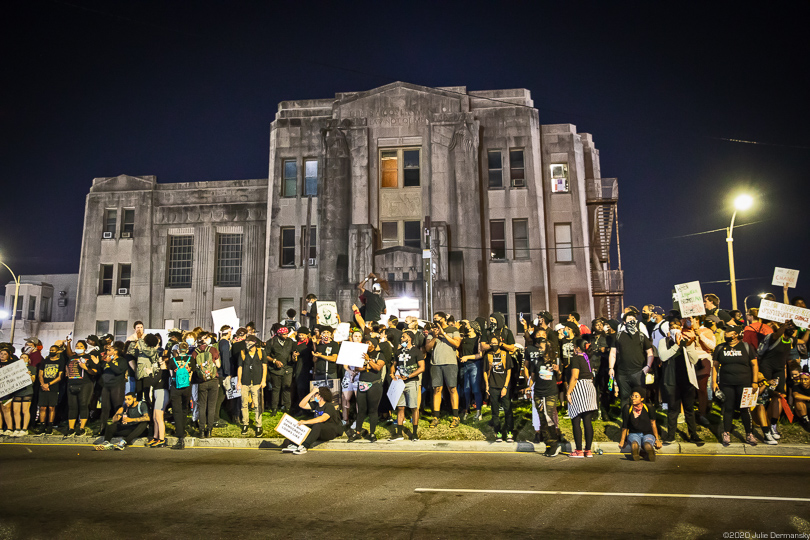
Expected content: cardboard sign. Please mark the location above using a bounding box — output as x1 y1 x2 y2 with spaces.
226 376 241 399
387 378 406 409
758 300 810 328
675 281 706 317
212 307 240 334
335 340 367 368
772 267 799 288
740 387 758 409
333 322 351 343
317 301 339 328
0 360 32 397
274 413 311 446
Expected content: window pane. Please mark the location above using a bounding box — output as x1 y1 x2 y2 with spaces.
555 223 573 263
167 236 194 288
122 209 135 234
381 151 398 188
516 293 531 319
558 295 577 317
492 293 508 318
104 209 117 234
403 220 421 248
512 219 529 259
114 320 128 343
490 220 505 260
28 296 36 320
550 163 569 193
96 320 110 336
403 150 420 187
301 226 317 265
119 264 131 290
100 264 113 295
216 234 243 286
280 228 296 267
304 159 318 196
488 150 502 188
381 221 398 248
510 149 525 187
283 160 297 197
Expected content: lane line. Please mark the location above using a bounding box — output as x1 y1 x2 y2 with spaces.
414 488 810 503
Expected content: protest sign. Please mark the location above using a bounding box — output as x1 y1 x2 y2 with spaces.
387 378 405 409
333 322 351 343
740 387 758 409
317 301 339 327
675 281 705 317
211 307 240 334
336 341 367 368
0 361 32 397
757 300 810 328
226 376 241 399
274 413 311 446
772 267 799 288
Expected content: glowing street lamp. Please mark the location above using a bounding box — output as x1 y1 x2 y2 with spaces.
0 257 21 344
727 195 754 311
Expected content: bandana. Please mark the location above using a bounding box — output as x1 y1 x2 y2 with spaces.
625 320 639 336
276 327 289 336
632 403 644 418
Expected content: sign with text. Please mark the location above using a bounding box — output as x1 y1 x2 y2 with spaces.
317 301 339 328
211 307 240 335
0 360 32 397
740 387 758 409
675 281 706 317
335 341 367 368
772 267 799 288
757 300 810 328
225 376 241 399
333 322 351 343
387 378 406 409
274 413 311 446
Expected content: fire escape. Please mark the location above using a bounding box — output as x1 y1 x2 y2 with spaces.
586 178 623 318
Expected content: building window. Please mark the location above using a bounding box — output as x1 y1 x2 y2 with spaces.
114 320 128 343
179 319 190 331
41 296 52 322
15 301 22 320
304 159 318 196
280 227 296 267
550 164 569 193
278 298 295 322
104 209 117 235
492 293 508 320
490 220 506 260
301 226 317 266
516 293 531 320
554 223 573 263
167 235 194 288
99 264 114 295
380 148 420 188
27 296 36 320
215 233 243 287
283 160 297 198
510 149 525 188
488 150 503 188
118 264 131 293
96 320 110 336
380 221 397 249
403 220 421 248
512 219 529 259
122 209 135 236
558 294 577 317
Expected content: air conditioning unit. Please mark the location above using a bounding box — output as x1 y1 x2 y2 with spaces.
121 232 132 239
102 232 113 239
309 258 316 266
117 288 129 295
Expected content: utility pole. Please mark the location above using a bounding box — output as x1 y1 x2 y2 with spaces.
423 216 433 319
301 195 313 325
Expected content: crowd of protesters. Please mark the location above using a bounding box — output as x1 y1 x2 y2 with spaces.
1 276 808 460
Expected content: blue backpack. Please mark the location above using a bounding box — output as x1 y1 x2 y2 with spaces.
174 356 191 389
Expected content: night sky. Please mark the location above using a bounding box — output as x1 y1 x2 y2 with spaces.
2 1 808 314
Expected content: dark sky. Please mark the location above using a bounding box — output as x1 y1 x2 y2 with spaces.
2 0 808 312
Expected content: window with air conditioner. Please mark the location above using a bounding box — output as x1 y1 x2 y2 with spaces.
104 209 117 237
300 226 316 266
121 209 135 237
118 264 131 294
550 164 569 193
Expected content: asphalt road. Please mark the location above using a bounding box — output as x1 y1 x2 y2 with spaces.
1 443 809 539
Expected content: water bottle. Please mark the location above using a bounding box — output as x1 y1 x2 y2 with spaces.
607 376 615 392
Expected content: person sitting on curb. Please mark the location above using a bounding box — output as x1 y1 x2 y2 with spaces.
94 392 151 451
792 372 810 431
618 389 662 461
281 387 344 455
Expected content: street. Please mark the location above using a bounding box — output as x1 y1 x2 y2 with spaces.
1 443 808 539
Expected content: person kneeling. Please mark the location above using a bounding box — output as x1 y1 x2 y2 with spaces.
618 389 662 461
283 387 344 455
94 392 150 451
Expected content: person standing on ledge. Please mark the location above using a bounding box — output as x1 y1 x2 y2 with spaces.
357 273 387 326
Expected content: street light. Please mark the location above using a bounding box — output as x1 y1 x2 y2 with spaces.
0 258 21 345
727 195 753 311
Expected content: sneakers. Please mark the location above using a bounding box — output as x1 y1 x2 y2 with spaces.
545 442 561 457
2 429 13 436
241 425 249 435
770 426 782 440
368 434 377 443
583 450 594 458
569 449 585 458
346 431 362 443
474 411 482 421
721 432 731 446
429 417 440 428
114 440 127 451
495 433 503 443
255 427 264 438
388 433 405 442
281 443 298 453
506 432 514 443
63 429 76 438
94 441 114 451
449 417 460 429
643 442 656 462
411 435 420 441
745 433 758 446
764 432 778 445
172 438 186 450
533 432 542 444
698 415 710 427
153 439 167 448
631 441 641 461
292 445 307 455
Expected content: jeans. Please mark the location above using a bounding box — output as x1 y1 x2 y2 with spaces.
626 432 655 448
197 379 219 429
460 360 483 412
170 386 193 438
241 384 263 427
489 387 513 434
269 367 293 412
104 421 148 445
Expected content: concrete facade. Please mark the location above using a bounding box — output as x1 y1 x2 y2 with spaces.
2 273 78 349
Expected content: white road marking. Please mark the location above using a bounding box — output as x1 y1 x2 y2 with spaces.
414 488 810 503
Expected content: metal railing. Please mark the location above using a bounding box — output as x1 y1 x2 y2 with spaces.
592 269 624 295
585 178 618 203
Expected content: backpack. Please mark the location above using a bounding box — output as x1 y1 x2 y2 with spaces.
174 356 191 389
195 347 218 382
757 334 781 359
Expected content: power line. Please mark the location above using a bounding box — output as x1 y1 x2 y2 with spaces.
662 219 770 240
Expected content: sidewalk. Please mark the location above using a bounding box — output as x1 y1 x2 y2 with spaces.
3 433 809 456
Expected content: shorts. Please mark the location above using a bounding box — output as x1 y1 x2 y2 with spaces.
341 372 359 392
153 388 170 411
431 364 458 389
397 379 420 409
39 390 60 408
625 433 656 450
761 364 786 394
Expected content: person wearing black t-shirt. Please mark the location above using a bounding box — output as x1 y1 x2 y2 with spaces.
608 313 654 412
312 329 340 381
528 334 563 456
348 339 386 443
485 337 514 442
266 325 295 415
390 331 425 441
63 339 100 437
37 343 67 435
282 387 345 455
712 326 758 446
292 328 314 414
792 373 810 430
98 341 128 436
237 336 267 436
758 321 796 442
94 392 150 451
619 390 662 461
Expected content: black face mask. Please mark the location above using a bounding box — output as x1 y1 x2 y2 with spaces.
641 313 650 321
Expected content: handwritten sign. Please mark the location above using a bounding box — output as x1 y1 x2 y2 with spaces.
675 281 706 317
274 413 311 446
740 387 758 409
0 360 32 397
317 301 339 328
758 300 810 328
772 267 799 288
333 322 351 343
387 378 406 409
226 376 241 399
335 341 367 368
212 307 240 334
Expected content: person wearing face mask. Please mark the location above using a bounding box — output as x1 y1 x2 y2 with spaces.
63 339 100 437
237 335 267 436
266 324 295 417
757 320 797 443
390 330 425 441
215 326 233 426
425 311 462 428
0 345 19 434
711 326 758 446
282 387 344 455
167 342 195 449
458 320 484 422
292 327 314 415
608 312 655 413
36 342 67 435
341 329 364 426
658 318 702 445
98 341 128 436
348 338 386 443
192 332 221 439
312 328 340 382
792 373 810 431
9 352 37 437
484 336 514 442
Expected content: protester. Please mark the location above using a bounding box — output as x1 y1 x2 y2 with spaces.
266 324 294 416
792 372 810 431
711 325 758 445
658 318 703 444
426 312 461 428
527 331 563 456
704 294 732 324
1 345 19 433
608 312 654 412
758 320 796 444
192 332 221 439
10 352 37 436
458 320 484 421
348 338 386 442
341 329 363 425
485 336 514 442
37 342 66 435
216 325 233 425
282 387 344 455
93 392 150 451
167 342 195 449
64 339 99 437
618 389 662 461
98 341 127 436
357 273 387 324
237 335 267 437
147 341 171 447
390 330 425 441
567 338 598 457
292 327 314 414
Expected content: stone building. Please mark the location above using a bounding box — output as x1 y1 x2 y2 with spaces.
73 82 622 339
1 273 77 349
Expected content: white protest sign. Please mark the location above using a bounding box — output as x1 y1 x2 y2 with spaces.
211 307 240 334
317 301 339 328
772 267 799 288
145 329 169 347
740 387 758 409
274 413 311 446
675 281 706 317
335 340 367 368
757 300 810 328
164 320 175 330
333 322 351 343
387 378 406 409
226 376 241 399
0 360 32 397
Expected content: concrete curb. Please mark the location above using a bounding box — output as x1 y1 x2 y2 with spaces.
2 433 809 455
